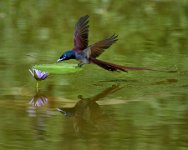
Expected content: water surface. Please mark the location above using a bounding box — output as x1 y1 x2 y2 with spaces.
0 1 188 149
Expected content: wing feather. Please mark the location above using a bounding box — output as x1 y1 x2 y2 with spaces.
90 34 118 58
73 15 89 51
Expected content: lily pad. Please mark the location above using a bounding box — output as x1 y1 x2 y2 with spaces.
33 63 82 74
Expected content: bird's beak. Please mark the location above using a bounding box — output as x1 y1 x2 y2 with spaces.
57 56 66 63
57 58 63 63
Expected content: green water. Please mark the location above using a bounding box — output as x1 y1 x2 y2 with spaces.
0 0 188 149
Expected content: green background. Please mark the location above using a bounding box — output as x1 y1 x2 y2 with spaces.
0 0 188 149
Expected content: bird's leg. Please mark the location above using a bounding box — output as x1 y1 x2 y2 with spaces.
77 62 84 68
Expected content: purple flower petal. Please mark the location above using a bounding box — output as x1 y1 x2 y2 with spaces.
29 69 34 77
41 73 48 80
35 69 43 79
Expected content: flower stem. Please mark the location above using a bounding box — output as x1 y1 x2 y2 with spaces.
36 81 39 92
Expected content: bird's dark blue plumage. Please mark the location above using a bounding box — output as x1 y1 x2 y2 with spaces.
57 50 76 62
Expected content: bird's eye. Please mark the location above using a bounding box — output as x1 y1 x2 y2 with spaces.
60 54 66 59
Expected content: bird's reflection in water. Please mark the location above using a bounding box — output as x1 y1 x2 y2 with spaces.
57 84 123 136
27 92 50 140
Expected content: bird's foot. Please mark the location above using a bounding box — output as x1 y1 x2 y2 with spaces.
76 63 84 68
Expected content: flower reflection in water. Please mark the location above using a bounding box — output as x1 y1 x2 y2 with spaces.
29 93 48 107
28 92 49 140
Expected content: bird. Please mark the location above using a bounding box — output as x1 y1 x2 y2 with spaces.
56 15 163 72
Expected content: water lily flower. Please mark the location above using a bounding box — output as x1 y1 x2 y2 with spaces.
29 68 48 81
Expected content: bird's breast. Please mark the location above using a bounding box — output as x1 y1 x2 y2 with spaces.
75 48 91 64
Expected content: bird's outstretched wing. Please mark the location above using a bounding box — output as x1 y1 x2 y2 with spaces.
90 34 118 58
73 15 89 51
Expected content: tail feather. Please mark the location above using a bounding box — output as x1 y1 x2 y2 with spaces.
90 58 173 72
90 58 128 72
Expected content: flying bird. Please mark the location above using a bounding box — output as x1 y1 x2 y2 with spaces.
57 15 157 72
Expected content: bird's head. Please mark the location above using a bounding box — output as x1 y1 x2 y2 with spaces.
57 50 76 63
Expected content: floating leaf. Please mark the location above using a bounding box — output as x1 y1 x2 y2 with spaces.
33 63 82 74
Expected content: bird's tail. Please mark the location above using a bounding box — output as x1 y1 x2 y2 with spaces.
90 58 176 72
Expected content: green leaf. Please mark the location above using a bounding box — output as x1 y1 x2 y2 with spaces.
33 63 82 74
